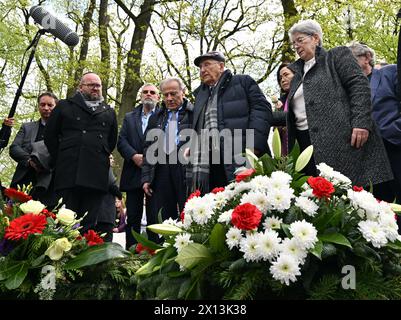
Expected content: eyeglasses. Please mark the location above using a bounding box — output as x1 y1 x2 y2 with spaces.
142 90 157 95
291 35 312 46
82 83 102 89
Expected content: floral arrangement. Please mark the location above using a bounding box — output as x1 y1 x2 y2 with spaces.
135 130 401 300
0 187 130 299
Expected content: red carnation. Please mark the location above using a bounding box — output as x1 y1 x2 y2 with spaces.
83 230 104 246
187 190 201 201
353 186 364 192
231 203 262 230
5 213 47 241
307 176 335 199
135 243 155 255
235 168 256 183
180 210 185 222
3 188 32 203
211 187 225 194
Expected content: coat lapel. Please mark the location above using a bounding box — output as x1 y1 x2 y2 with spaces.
134 106 144 139
30 121 40 144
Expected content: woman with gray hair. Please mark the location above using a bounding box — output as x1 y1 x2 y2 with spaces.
286 19 392 188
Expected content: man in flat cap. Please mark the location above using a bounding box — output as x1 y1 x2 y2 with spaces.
187 51 272 193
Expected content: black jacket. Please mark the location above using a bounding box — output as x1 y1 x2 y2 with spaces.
117 104 158 191
141 98 193 186
44 92 118 192
192 69 272 182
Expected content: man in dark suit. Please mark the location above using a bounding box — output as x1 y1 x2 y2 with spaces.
117 83 159 249
142 78 193 242
350 42 401 204
9 92 57 206
44 72 118 233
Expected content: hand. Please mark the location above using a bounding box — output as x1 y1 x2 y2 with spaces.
275 100 283 110
143 182 153 197
351 128 369 149
112 228 119 233
3 118 14 127
28 159 42 172
132 154 143 167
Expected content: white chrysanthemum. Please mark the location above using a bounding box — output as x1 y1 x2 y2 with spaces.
295 196 319 217
300 188 314 198
270 254 301 286
263 216 283 230
379 214 399 242
174 233 193 253
316 163 334 178
214 191 228 209
347 189 380 220
218 209 233 224
249 175 271 192
330 171 352 187
379 201 397 217
279 238 308 264
270 171 293 185
358 220 388 248
289 220 318 250
187 197 214 225
266 187 294 212
257 230 281 261
240 192 269 214
225 227 243 250
162 218 183 228
239 233 261 262
233 181 252 195
182 213 193 229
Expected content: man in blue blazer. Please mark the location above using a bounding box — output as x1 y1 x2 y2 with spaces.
350 43 401 205
117 84 159 249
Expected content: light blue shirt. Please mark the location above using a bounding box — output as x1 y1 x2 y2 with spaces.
165 105 183 145
141 109 155 134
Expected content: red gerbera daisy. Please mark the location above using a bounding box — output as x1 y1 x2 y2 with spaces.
4 214 47 241
3 188 32 203
83 230 104 246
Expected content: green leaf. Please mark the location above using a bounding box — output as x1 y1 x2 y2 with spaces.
281 223 291 238
63 242 130 270
291 175 309 190
386 240 401 251
30 254 46 268
390 203 401 213
259 154 275 175
135 252 165 276
295 145 314 172
318 233 352 249
2 261 29 290
175 243 212 270
228 258 247 271
131 229 163 251
272 128 282 159
209 223 227 253
288 140 300 161
245 148 259 169
147 223 183 236
310 240 323 260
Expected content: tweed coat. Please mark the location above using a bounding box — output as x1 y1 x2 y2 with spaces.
44 92 118 192
287 46 393 186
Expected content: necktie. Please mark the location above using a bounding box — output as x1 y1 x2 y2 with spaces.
164 111 177 154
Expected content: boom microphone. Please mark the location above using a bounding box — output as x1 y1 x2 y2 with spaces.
29 5 79 47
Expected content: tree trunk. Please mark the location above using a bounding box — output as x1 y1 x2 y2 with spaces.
281 0 298 63
66 0 96 97
99 0 111 101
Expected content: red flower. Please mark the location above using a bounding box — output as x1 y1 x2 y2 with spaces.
4 214 47 241
211 187 225 194
83 230 104 246
3 188 32 203
180 210 185 222
231 203 262 230
41 209 56 219
235 168 256 183
135 243 155 255
353 186 364 192
187 190 201 201
307 176 335 199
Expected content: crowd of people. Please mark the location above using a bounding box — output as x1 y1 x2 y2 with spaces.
1 19 401 249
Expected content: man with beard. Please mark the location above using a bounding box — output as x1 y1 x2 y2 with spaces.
44 72 118 233
10 92 57 207
117 84 159 248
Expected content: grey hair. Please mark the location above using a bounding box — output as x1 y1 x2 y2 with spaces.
159 77 186 92
348 42 376 68
289 19 323 46
140 83 159 94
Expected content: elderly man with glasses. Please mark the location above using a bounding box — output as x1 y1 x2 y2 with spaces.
44 72 118 234
117 83 160 249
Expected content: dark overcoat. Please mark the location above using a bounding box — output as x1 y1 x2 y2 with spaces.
287 46 393 186
44 92 118 192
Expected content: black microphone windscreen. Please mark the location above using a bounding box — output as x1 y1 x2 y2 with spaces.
29 5 79 47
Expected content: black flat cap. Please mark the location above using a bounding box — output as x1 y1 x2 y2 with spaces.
194 51 226 67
